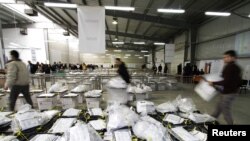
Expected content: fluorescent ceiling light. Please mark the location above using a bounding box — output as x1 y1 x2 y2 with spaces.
114 38 118 41
154 42 165 45
248 14 250 18
139 57 143 59
44 2 77 8
0 0 15 3
124 56 128 58
144 55 150 57
134 42 145 45
125 54 131 56
114 50 122 52
105 6 135 11
135 54 140 56
205 11 231 16
157 8 185 14
141 50 148 53
112 42 124 45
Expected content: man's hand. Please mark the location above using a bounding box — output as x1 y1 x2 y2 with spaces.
208 81 213 86
4 84 8 90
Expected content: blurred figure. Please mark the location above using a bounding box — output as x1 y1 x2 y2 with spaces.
4 50 33 111
164 63 168 75
158 64 162 74
152 64 157 75
208 50 241 125
115 58 130 84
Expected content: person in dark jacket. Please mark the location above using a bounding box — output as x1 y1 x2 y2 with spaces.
208 50 241 124
115 58 130 84
158 64 162 74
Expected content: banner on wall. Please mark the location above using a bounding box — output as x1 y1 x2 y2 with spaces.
165 44 175 63
77 6 105 54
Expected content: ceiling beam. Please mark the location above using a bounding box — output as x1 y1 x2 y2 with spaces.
106 30 166 42
105 10 189 29
62 9 77 25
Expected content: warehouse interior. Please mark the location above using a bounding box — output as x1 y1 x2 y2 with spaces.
0 0 250 140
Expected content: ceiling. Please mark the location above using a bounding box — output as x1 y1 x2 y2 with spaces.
1 0 250 50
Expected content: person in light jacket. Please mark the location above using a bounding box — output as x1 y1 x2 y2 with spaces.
4 50 33 111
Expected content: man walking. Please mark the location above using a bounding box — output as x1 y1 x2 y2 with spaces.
4 50 33 111
209 50 241 124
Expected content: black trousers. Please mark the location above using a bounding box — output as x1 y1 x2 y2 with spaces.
9 85 33 111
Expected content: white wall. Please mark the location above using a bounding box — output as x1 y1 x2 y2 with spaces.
195 3 250 75
3 28 47 64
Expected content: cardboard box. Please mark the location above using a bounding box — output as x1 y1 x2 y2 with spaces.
37 94 57 110
85 97 101 109
61 93 78 109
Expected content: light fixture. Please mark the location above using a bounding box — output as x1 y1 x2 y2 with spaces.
154 42 165 45
105 6 135 11
114 50 122 52
0 0 15 3
141 50 148 53
112 42 124 45
125 54 131 56
124 56 128 58
248 14 250 18
135 54 140 56
144 55 150 57
205 11 231 16
44 2 77 8
114 37 118 41
157 8 185 14
112 17 118 25
133 42 145 45
139 57 143 59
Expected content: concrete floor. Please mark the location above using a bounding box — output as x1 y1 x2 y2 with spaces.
142 84 250 125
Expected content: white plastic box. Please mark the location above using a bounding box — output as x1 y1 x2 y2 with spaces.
61 93 78 109
30 90 44 107
147 82 156 91
106 87 128 104
85 97 101 109
37 93 57 110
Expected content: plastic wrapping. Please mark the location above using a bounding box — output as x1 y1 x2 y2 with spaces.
30 134 60 141
0 136 19 141
173 96 197 113
71 85 89 93
48 82 63 93
62 122 103 141
136 101 155 115
106 77 127 89
42 110 60 122
156 101 178 113
11 104 46 133
0 116 11 126
49 118 77 133
132 116 170 141
107 105 139 131
62 108 81 117
84 90 102 98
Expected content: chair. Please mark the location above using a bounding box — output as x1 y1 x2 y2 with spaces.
239 80 248 94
